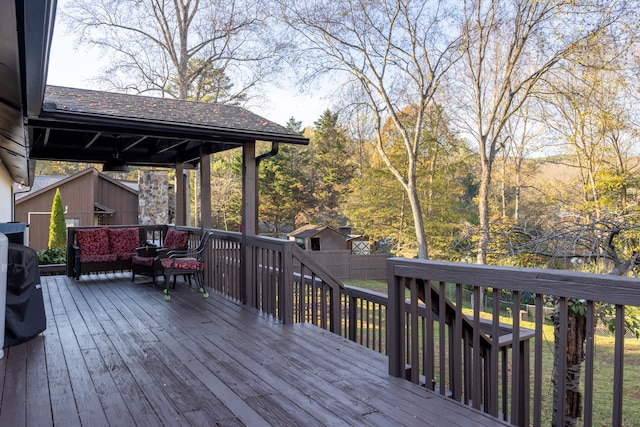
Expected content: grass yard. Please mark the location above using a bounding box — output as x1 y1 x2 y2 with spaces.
344 280 640 426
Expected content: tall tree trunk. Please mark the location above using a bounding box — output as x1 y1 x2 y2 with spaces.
476 160 492 312
552 303 586 427
406 182 428 259
477 162 491 265
501 156 507 218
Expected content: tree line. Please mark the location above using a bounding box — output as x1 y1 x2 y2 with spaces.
48 0 640 274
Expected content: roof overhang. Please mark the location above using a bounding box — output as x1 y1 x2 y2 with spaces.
94 202 116 215
0 0 57 186
27 86 309 168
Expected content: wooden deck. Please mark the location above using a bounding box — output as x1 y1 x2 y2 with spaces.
0 273 509 426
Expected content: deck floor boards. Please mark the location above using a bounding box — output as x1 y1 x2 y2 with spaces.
0 273 510 426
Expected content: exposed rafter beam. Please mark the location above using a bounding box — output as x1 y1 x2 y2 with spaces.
83 132 102 150
157 139 190 154
122 135 147 152
43 128 50 147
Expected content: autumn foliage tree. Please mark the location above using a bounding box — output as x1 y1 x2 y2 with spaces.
279 0 465 258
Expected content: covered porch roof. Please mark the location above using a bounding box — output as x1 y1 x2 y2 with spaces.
28 86 309 169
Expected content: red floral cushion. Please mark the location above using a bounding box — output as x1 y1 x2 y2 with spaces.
109 228 140 259
117 252 136 261
132 254 155 267
80 253 118 263
162 229 189 250
76 228 110 258
161 257 204 270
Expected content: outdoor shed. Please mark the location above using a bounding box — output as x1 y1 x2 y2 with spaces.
287 224 348 251
15 168 138 251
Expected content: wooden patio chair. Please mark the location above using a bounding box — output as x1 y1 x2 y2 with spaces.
131 228 189 286
160 231 213 301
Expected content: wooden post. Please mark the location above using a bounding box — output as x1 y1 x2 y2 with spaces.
281 242 294 324
200 150 212 229
175 162 185 225
241 142 257 306
387 258 405 377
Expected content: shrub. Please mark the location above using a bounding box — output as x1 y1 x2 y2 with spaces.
37 248 66 265
48 188 66 250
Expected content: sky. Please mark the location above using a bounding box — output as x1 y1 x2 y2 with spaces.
45 7 332 129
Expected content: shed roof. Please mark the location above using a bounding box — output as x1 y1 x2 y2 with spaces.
14 176 65 200
15 167 138 206
288 224 350 240
287 224 328 239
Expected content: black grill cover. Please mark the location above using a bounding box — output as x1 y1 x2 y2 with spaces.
5 243 46 347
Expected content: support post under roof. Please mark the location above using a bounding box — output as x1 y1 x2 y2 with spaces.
200 149 211 229
241 142 257 307
175 162 186 226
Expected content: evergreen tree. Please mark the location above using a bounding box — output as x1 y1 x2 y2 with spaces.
285 117 303 134
48 188 66 249
259 144 310 236
304 110 355 226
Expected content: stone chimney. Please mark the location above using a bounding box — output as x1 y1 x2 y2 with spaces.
138 170 169 225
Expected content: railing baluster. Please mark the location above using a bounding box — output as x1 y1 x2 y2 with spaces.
424 279 434 390
511 290 522 425
501 343 508 421
452 283 463 401
533 294 543 427
584 300 595 427
490 287 499 417
439 280 446 396
348 294 356 341
613 304 625 427
557 297 568 427
365 300 371 349
410 278 419 384
472 286 481 409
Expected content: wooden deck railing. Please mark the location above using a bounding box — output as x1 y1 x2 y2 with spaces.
387 257 640 426
194 230 638 426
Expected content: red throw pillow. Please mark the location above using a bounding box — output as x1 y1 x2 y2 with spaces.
76 228 110 257
109 227 140 258
162 229 189 249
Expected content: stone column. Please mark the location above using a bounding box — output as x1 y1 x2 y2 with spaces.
138 170 169 225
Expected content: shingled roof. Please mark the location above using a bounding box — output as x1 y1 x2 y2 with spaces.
43 86 295 136
27 86 309 168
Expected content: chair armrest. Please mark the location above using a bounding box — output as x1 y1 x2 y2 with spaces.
156 248 171 258
167 249 191 258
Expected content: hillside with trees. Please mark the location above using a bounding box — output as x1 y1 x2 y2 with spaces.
43 0 640 276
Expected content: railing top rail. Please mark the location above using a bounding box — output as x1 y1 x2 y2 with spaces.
291 244 344 291
388 257 640 306
342 284 388 305
243 234 292 251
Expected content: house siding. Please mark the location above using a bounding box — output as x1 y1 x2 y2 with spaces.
95 175 138 225
15 169 138 251
0 163 12 222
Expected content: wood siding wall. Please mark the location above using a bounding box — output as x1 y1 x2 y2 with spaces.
95 176 138 226
15 170 138 251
